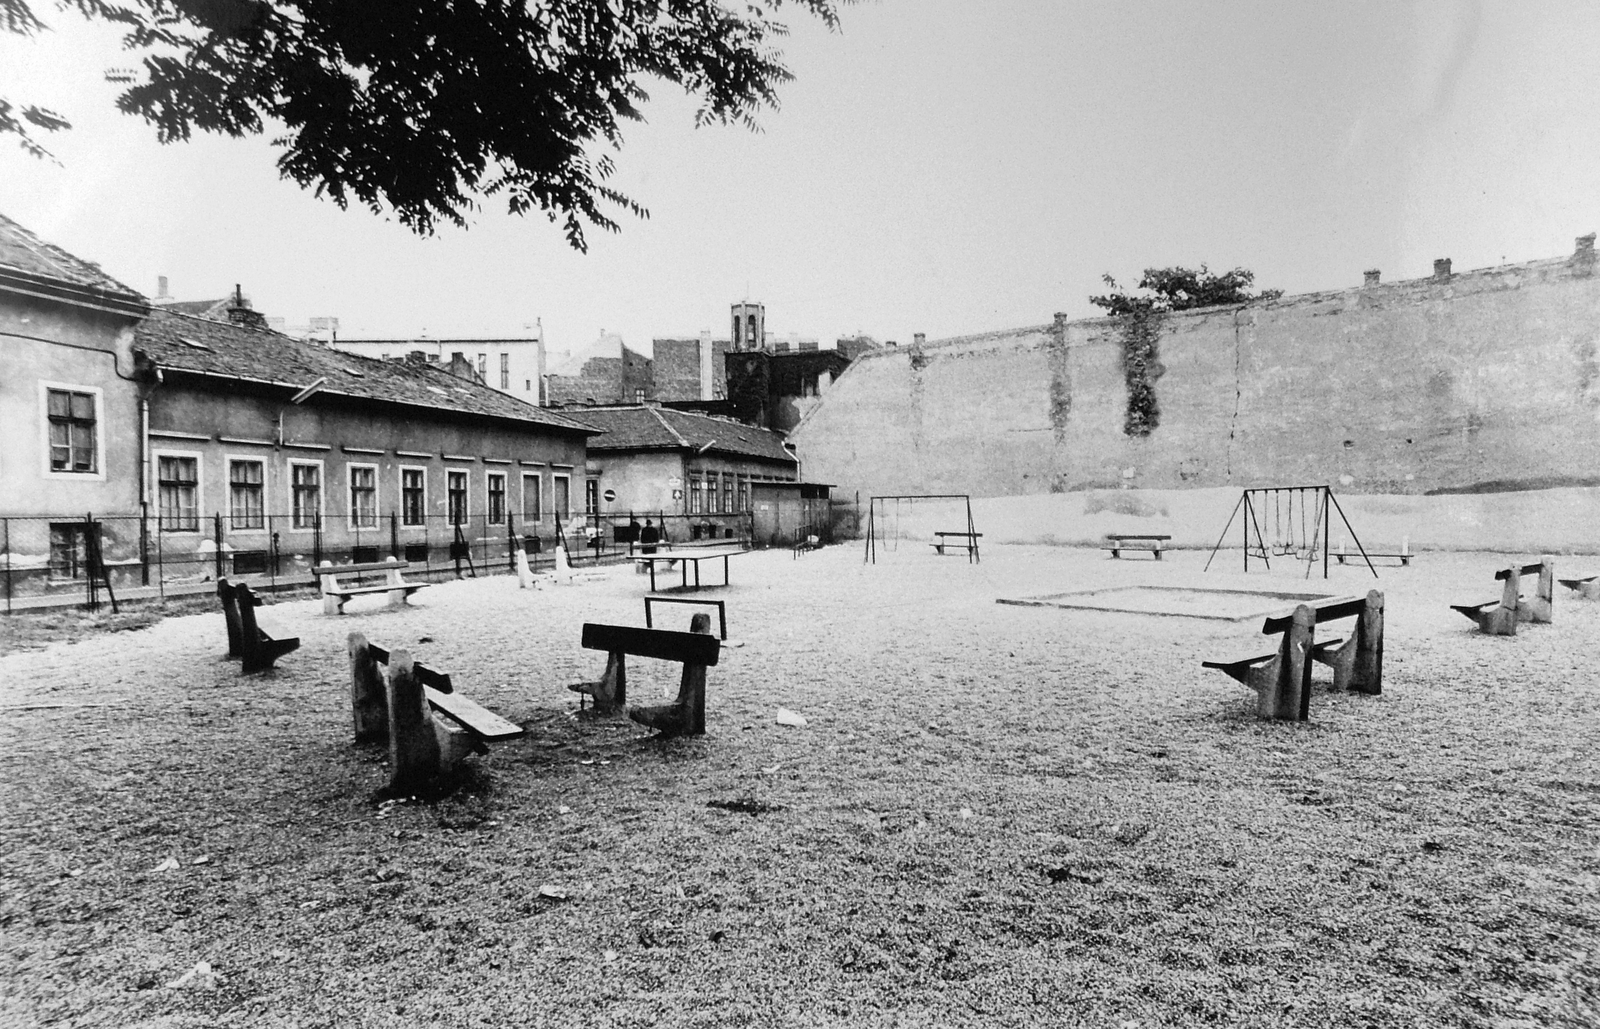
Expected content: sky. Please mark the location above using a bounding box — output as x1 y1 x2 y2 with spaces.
5 1 1600 357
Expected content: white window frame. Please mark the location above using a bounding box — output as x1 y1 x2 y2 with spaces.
400 465 428 527
152 448 204 535
347 461 380 531
552 473 571 521
485 471 507 526
287 459 325 533
522 471 543 524
224 454 269 536
40 380 107 482
447 468 470 526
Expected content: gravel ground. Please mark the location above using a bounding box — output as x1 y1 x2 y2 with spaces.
1 543 1596 1028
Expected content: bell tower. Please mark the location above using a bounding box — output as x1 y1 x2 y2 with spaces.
730 301 766 353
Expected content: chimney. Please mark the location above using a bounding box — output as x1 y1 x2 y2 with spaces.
225 284 266 328
157 275 170 299
1363 269 1381 287
913 332 926 348
1432 258 1452 281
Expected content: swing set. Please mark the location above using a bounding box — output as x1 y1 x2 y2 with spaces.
863 494 980 564
1204 484 1377 579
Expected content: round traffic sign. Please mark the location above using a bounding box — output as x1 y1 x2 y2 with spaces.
602 488 616 503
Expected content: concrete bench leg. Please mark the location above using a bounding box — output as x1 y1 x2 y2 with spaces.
1518 556 1555 624
1247 605 1314 721
569 652 627 715
630 613 713 737
349 632 389 743
386 649 441 791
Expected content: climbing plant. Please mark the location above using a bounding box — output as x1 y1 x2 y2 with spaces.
1090 265 1280 437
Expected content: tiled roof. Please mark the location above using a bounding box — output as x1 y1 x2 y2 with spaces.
575 406 796 464
0 211 145 306
135 308 597 434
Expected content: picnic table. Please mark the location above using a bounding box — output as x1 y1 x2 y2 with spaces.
634 546 750 592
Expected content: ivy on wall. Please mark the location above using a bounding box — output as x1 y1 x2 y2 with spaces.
1090 264 1281 439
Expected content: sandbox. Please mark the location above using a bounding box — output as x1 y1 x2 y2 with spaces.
996 584 1347 621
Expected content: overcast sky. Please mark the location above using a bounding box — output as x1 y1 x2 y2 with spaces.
5 1 1599 355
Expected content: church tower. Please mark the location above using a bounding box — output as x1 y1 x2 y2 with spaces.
730 301 766 352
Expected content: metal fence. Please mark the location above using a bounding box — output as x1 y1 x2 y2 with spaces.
0 509 758 614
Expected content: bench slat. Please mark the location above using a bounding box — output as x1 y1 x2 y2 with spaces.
1261 596 1363 635
320 560 409 575
366 643 453 693
425 687 524 741
1494 562 1544 581
581 623 721 666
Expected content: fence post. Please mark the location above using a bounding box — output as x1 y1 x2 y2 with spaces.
506 514 516 574
390 513 399 561
85 512 96 610
139 509 150 587
313 513 323 568
3 517 9 615
270 529 281 586
213 513 225 580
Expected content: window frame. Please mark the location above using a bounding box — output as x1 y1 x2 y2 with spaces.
486 471 507 526
347 462 380 530
447 469 469 526
153 449 203 534
552 473 571 521
400 466 427 527
39 381 106 481
225 454 268 534
522 471 543 524
288 459 324 533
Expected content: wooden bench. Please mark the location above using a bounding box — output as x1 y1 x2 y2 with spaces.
930 531 982 556
569 617 721 737
1558 574 1600 601
1201 591 1383 720
217 578 300 672
348 632 525 790
1102 534 1170 560
315 559 429 615
1335 540 1412 566
1450 557 1553 635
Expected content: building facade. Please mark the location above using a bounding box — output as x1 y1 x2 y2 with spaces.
133 309 596 580
334 333 547 406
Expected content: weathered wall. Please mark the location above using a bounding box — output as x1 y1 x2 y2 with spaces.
0 292 144 516
792 250 1600 503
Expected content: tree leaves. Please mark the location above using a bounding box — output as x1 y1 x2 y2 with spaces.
1090 264 1282 316
1 0 848 247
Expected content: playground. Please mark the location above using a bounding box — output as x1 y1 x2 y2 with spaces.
1 540 1597 1027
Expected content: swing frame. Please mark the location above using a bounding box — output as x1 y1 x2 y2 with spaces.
1204 484 1377 579
863 494 979 564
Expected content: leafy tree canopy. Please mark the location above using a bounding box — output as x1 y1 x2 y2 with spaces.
2 0 847 248
1089 264 1282 317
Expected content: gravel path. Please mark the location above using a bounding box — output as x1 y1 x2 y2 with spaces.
1 543 1596 1028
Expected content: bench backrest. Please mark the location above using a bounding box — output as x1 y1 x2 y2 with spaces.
319 559 408 577
581 622 721 667
1262 594 1369 635
366 641 454 692
1494 561 1545 581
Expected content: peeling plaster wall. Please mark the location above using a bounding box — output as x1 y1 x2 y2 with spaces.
791 252 1600 501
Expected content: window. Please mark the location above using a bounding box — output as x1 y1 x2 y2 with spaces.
229 459 265 530
290 463 322 529
477 353 487 379
689 474 703 514
738 476 749 513
48 523 88 579
553 475 570 520
46 388 98 473
349 465 378 528
525 379 532 392
448 470 468 525
585 479 599 515
723 474 734 515
522 473 542 523
487 473 506 525
633 388 645 403
401 468 426 526
158 455 199 532
500 353 510 390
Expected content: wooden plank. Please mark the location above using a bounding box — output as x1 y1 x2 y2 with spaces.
581 623 721 666
366 643 453 693
425 687 524 741
1262 595 1361 634
1106 534 1171 541
1495 563 1543 580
